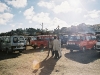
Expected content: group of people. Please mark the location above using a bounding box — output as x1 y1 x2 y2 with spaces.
48 36 62 59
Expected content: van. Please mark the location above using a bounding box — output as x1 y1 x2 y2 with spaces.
66 33 97 52
0 35 26 53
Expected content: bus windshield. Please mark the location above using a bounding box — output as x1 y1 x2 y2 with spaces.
68 36 80 41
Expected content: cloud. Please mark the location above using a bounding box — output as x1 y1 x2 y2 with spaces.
10 24 15 27
53 1 72 13
38 1 83 14
74 8 82 13
84 10 100 19
0 13 14 25
32 12 51 23
52 17 68 27
24 6 68 30
0 2 9 12
24 6 51 23
38 1 71 13
5 0 27 8
47 17 68 30
24 6 35 20
38 1 55 9
34 17 68 30
29 21 32 23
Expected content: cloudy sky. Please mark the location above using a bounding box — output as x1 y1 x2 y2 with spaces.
0 0 100 33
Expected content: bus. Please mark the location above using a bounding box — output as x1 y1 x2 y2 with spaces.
30 35 56 49
66 33 97 52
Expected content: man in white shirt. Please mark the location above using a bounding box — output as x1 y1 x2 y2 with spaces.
58 37 62 57
53 36 60 59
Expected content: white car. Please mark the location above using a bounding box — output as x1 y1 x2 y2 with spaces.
96 34 100 52
0 35 26 53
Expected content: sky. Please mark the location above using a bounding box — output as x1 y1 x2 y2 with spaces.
0 0 100 33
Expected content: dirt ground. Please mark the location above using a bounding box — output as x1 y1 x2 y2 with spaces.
0 46 100 75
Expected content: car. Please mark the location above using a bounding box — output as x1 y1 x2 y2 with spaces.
95 31 100 53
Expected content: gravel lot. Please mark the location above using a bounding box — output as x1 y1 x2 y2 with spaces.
0 46 100 75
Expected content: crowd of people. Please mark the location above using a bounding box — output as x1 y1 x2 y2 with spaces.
48 36 62 59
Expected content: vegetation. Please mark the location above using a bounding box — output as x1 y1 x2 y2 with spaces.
0 23 100 36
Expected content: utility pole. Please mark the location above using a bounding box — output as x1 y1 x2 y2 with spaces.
58 25 60 37
40 23 43 35
42 23 43 31
40 23 43 31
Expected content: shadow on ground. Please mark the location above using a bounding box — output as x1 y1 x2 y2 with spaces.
0 51 21 60
33 55 59 75
65 50 100 64
23 48 48 54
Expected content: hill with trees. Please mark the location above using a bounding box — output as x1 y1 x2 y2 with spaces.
0 23 100 36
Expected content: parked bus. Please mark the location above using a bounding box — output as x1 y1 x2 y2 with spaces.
30 35 56 49
66 33 97 52
59 35 68 45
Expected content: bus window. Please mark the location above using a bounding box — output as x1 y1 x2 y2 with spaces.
13 37 18 43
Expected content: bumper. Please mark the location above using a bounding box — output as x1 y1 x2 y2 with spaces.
96 49 100 52
13 47 25 50
96 45 100 51
12 46 26 51
66 45 80 50
96 45 100 49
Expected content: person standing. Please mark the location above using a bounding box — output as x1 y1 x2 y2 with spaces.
58 37 62 57
28 37 30 45
48 39 54 57
53 36 60 59
0 38 2 51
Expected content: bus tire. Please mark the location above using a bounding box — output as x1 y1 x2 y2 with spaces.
19 50 22 53
93 45 96 50
40 44 44 49
82 47 86 52
70 49 73 53
33 45 37 49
